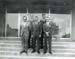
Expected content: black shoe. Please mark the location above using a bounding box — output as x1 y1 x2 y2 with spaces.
37 51 40 54
32 50 36 53
44 52 47 54
20 50 27 54
25 51 27 54
49 52 52 54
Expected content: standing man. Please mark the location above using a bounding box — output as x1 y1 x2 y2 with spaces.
20 16 30 54
32 16 40 54
42 14 52 54
43 24 52 54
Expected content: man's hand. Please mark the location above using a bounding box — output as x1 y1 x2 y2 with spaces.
31 35 33 38
45 32 49 36
39 34 41 37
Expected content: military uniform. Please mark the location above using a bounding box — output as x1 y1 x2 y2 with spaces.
20 22 30 54
43 21 52 54
32 22 41 53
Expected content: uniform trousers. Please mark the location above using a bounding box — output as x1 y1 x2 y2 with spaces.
43 33 52 53
32 35 40 52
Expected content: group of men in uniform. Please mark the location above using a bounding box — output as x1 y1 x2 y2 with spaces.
20 14 52 54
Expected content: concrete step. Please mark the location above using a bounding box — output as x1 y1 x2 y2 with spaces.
0 41 75 43
0 44 72 48
0 45 74 50
0 46 74 51
0 56 54 59
0 49 75 53
0 43 74 46
0 51 75 57
0 54 75 59
0 42 75 46
0 40 67 42
0 47 73 52
0 45 75 52
0 37 72 42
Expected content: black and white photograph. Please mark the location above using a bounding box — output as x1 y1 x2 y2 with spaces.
0 0 74 59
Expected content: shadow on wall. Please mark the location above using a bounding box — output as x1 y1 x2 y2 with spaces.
7 24 18 37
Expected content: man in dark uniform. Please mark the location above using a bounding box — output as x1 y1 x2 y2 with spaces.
43 21 52 54
41 13 52 54
32 16 41 54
